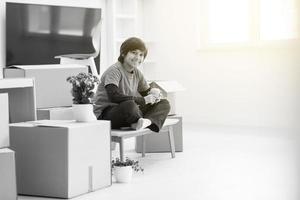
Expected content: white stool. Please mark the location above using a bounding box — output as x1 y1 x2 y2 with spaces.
111 118 179 161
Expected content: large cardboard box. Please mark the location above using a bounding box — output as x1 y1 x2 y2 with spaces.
135 115 183 153
0 93 9 148
37 107 74 120
4 64 88 108
0 78 36 123
9 120 111 198
0 148 17 200
150 80 185 115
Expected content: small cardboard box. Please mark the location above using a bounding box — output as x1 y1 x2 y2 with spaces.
0 93 9 148
0 148 17 200
10 120 111 198
135 115 183 153
150 80 185 115
0 78 36 123
37 107 74 120
4 64 87 108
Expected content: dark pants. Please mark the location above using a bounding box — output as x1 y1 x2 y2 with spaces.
99 99 170 132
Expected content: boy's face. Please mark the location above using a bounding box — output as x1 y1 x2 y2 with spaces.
123 49 145 68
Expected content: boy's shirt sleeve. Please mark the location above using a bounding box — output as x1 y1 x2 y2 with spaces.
103 68 121 87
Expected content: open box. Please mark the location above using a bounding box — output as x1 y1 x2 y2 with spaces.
149 80 185 115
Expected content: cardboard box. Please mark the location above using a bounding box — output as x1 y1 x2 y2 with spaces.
10 120 111 198
4 64 88 108
135 115 183 153
37 107 74 120
150 80 185 115
0 78 36 123
0 93 9 148
36 108 117 151
0 148 17 200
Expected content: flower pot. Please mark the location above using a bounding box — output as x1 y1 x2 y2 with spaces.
114 166 133 183
72 104 96 122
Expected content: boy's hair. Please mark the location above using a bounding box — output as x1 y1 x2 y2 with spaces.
118 37 148 63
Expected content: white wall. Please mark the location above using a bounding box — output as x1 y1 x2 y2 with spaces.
0 0 108 78
144 0 300 129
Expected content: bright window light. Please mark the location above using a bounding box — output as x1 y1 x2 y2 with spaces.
208 0 250 43
260 0 297 40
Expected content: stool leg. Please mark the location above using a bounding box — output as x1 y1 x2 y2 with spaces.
119 138 124 161
142 135 146 157
168 126 175 158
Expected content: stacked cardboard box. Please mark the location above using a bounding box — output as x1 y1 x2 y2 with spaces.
10 120 111 198
0 148 17 200
2 65 112 199
4 64 88 108
0 93 9 147
37 106 74 120
0 78 36 123
0 78 38 199
0 93 17 200
4 64 88 121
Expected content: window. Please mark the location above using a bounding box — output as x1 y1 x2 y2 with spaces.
260 0 298 40
198 0 299 47
208 0 250 43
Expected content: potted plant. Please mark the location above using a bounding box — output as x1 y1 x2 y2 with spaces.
112 157 144 183
66 72 99 122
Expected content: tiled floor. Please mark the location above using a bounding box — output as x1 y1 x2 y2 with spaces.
19 124 300 200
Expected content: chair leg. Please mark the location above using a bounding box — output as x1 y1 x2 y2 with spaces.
87 58 98 77
119 138 124 161
168 126 176 158
142 135 146 157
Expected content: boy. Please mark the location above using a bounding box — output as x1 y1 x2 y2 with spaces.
93 37 170 132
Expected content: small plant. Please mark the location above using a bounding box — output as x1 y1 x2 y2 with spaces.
66 72 99 104
112 157 144 172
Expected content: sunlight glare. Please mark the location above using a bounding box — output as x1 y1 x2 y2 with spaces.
260 0 297 40
208 0 250 43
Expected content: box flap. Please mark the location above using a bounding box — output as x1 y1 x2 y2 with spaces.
10 120 75 128
150 80 185 93
9 120 104 128
0 148 14 153
7 64 87 70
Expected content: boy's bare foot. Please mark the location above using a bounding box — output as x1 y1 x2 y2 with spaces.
131 118 151 130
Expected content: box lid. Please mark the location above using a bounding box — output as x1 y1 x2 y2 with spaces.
0 148 14 154
150 80 185 93
7 64 86 70
10 120 109 128
0 78 34 88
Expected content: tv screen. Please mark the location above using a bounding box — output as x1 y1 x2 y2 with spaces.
6 3 102 71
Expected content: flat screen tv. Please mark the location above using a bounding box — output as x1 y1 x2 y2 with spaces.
6 3 102 72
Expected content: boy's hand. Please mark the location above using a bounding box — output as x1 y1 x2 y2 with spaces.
148 88 162 103
144 94 157 105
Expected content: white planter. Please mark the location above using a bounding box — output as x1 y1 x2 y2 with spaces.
72 104 96 122
114 166 133 183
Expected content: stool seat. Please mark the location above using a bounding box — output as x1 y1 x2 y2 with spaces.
111 118 179 160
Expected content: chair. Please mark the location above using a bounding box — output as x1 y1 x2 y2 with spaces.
54 20 101 76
